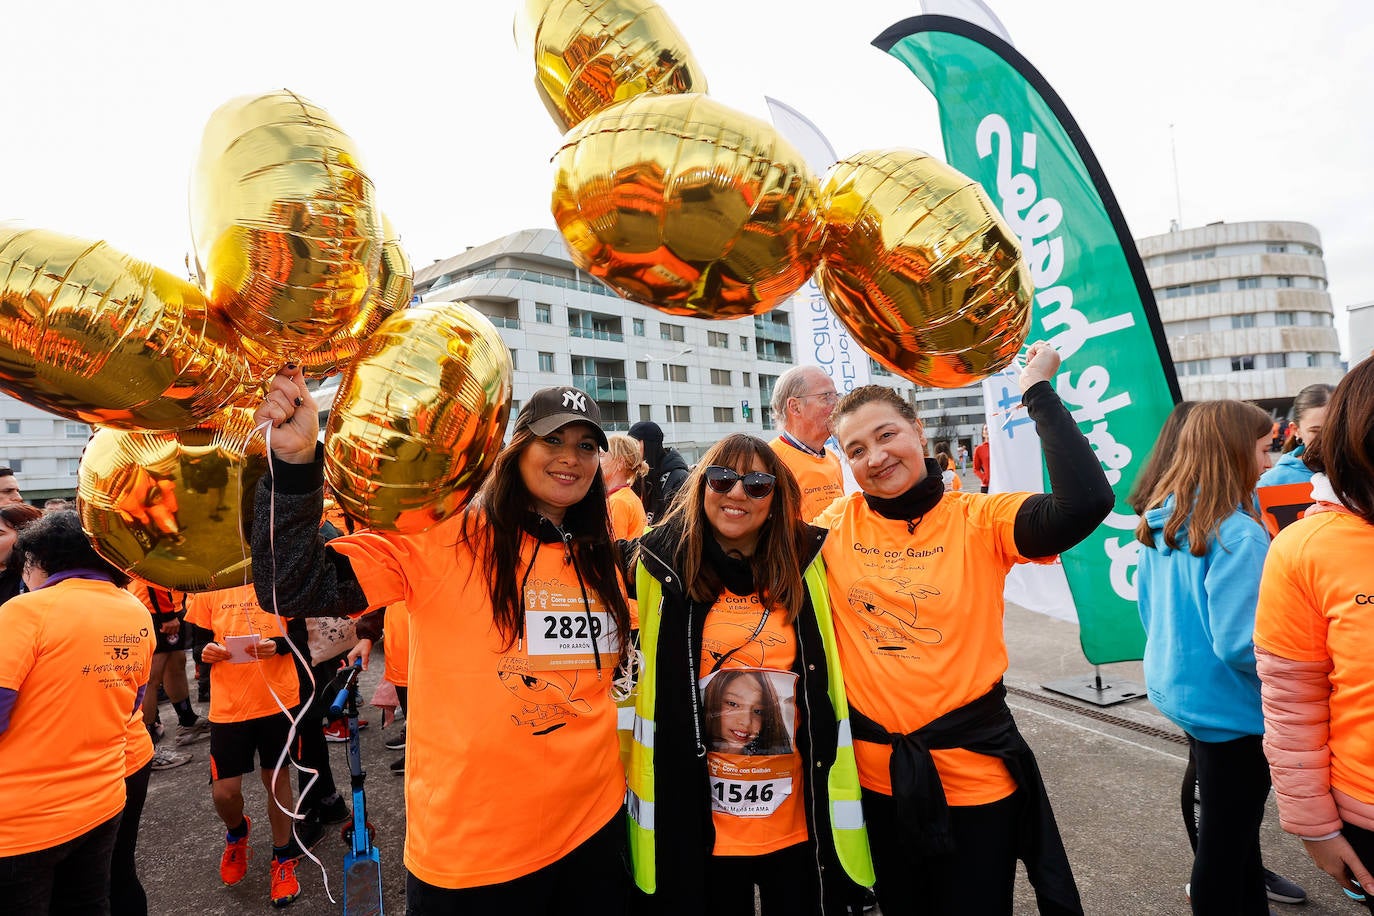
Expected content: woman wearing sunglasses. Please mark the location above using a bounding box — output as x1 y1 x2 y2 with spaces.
817 342 1113 916
626 433 873 915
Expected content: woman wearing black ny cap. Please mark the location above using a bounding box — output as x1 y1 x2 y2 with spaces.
251 370 633 915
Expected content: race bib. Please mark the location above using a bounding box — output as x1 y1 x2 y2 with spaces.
525 610 621 670
708 756 794 818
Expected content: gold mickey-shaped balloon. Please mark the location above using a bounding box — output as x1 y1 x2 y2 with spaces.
0 226 252 431
515 0 706 132
298 215 413 378
551 93 823 320
191 90 383 367
816 149 1033 387
324 300 512 533
78 406 267 592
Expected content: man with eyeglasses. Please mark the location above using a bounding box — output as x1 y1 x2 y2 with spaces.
0 469 22 507
767 366 844 523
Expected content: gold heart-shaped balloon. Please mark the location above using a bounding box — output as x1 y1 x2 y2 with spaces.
551 93 823 319
298 215 413 378
324 300 512 533
816 149 1033 387
515 0 707 132
78 406 268 591
191 89 383 367
0 226 252 430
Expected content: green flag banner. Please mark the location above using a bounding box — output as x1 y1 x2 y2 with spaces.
876 15 1181 664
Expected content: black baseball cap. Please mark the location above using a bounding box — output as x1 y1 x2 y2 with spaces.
514 386 608 449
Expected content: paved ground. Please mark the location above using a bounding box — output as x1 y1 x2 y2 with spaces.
135 596 1365 915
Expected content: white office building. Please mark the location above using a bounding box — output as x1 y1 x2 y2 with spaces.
1349 300 1374 364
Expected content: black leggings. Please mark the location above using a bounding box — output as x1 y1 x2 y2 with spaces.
110 762 151 916
1187 735 1270 915
863 788 1021 916
404 810 629 915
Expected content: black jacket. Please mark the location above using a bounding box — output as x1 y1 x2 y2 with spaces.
639 448 690 524
635 521 859 913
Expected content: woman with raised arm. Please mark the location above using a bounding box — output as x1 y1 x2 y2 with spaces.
817 341 1112 916
252 369 632 915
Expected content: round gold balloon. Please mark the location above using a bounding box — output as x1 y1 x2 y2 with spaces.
0 227 252 431
815 150 1033 388
324 300 512 533
78 406 268 592
299 215 413 378
515 0 707 132
191 90 383 366
551 93 823 319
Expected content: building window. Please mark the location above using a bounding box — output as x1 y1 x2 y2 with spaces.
1230 356 1255 371
660 323 685 342
710 368 731 386
1287 352 1315 368
667 405 690 423
1274 311 1295 326
1231 314 1256 329
639 405 653 421
535 303 552 324
1266 244 1288 253
1190 248 1216 260
742 372 751 387
633 318 646 337
740 336 750 351
66 458 81 474
713 407 735 423
538 352 555 372
708 330 729 348
4 421 18 435
1236 277 1260 290
509 348 519 370
4 459 21 472
636 361 649 380
1277 276 1294 288
760 406 774 431
664 364 688 383
65 422 90 438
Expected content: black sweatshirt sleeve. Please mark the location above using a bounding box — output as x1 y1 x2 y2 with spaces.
190 623 215 665
1012 380 1116 558
251 443 370 619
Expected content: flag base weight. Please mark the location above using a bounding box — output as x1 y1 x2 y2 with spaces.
1042 666 1146 707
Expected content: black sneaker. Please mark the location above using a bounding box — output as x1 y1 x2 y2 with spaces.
389 756 405 775
383 727 406 751
295 812 324 851
315 795 350 826
1263 869 1307 905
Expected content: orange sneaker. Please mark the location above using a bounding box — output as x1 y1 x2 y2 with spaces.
220 816 251 886
270 855 302 908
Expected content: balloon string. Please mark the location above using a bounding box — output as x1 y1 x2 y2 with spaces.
249 417 337 905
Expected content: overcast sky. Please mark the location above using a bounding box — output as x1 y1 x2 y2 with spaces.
4 1 1368 356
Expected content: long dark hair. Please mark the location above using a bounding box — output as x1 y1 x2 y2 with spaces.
654 434 811 622
458 426 630 662
1282 383 1335 454
1303 356 1374 525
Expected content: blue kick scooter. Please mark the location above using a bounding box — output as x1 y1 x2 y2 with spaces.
329 659 383 915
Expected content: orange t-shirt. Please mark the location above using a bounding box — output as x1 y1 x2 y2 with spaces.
1254 510 1374 804
769 437 844 523
608 486 647 630
817 490 1049 805
699 590 808 856
330 513 626 889
0 579 153 854
185 584 299 723
382 600 410 688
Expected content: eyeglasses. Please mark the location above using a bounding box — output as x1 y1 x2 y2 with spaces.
796 391 839 405
704 465 776 499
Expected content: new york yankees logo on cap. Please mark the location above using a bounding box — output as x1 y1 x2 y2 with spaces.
514 386 608 449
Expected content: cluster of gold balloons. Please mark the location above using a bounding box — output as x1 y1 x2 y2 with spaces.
2 89 513 590
521 0 1032 384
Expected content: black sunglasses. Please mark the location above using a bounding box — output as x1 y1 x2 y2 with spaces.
704 465 776 499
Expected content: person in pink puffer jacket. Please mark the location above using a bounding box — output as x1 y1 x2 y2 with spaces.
1255 355 1374 909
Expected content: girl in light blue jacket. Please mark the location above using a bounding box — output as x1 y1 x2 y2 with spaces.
1136 400 1275 915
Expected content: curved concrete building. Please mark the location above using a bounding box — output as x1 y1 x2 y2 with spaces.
1136 220 1343 409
